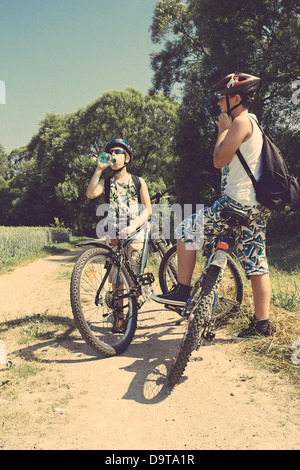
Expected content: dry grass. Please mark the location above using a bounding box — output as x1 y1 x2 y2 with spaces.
227 275 300 389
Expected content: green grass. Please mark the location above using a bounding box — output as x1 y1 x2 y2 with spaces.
0 225 87 274
270 272 300 312
0 313 77 448
225 238 300 388
267 237 300 313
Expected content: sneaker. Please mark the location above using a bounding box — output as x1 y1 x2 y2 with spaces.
150 284 191 307
232 318 272 341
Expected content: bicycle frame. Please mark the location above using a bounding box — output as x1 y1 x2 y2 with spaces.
181 229 235 320
94 220 160 308
70 186 176 357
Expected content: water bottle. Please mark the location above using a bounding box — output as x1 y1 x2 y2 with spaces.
0 341 5 366
99 152 117 165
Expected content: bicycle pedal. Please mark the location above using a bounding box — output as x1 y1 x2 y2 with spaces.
164 304 186 318
136 273 155 286
204 332 216 342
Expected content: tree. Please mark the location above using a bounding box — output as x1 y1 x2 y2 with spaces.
5 88 180 234
150 0 300 205
71 88 180 193
0 145 9 179
151 0 300 100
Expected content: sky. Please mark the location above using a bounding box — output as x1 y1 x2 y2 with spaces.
0 0 161 152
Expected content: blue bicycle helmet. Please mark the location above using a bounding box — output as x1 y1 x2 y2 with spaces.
104 139 133 161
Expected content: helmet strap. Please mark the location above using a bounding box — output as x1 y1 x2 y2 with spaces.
112 155 128 174
112 166 125 174
226 94 242 117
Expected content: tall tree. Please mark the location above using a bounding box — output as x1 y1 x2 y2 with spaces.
0 145 23 224
151 0 300 100
5 88 180 233
0 145 9 179
150 0 300 205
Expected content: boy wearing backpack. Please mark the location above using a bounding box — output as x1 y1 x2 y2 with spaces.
151 73 273 339
86 139 152 329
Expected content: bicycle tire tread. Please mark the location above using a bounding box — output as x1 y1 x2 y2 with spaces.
168 265 222 385
70 247 137 357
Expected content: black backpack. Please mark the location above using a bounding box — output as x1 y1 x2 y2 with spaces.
236 118 299 211
104 174 141 204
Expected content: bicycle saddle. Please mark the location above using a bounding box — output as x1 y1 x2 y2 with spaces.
220 207 249 227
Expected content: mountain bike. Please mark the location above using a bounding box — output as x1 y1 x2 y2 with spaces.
70 187 174 357
164 205 247 385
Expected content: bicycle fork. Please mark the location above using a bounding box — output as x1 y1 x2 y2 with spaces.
195 242 229 347
94 254 133 308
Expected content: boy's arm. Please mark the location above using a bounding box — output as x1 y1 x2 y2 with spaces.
139 177 152 219
86 160 106 199
213 114 252 169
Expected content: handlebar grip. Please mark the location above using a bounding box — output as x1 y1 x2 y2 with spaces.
150 185 175 202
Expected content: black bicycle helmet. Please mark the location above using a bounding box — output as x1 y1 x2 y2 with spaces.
214 73 261 116
104 139 133 161
214 72 261 95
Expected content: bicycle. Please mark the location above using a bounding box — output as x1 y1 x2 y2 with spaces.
162 205 248 385
70 186 174 357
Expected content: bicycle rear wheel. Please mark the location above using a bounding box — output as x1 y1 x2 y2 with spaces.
70 247 138 357
159 245 243 317
168 265 223 385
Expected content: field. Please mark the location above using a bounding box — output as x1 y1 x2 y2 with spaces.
1 225 300 386
0 225 72 273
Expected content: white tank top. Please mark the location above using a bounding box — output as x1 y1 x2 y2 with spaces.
221 113 263 206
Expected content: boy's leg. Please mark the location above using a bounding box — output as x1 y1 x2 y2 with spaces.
112 240 143 332
150 239 194 306
151 204 216 306
233 205 272 339
177 239 196 286
250 273 271 321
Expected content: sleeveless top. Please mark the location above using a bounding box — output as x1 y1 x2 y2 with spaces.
221 113 263 206
107 174 142 237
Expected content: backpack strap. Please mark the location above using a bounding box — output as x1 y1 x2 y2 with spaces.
104 176 112 204
131 174 142 204
104 174 141 204
236 114 263 189
236 149 258 188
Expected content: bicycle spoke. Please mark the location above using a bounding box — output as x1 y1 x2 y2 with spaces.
70 247 138 356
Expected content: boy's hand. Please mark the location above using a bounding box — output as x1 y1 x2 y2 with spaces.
215 112 232 133
97 158 110 171
120 224 137 239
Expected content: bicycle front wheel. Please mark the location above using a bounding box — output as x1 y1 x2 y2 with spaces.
168 265 223 386
159 245 243 317
70 247 138 357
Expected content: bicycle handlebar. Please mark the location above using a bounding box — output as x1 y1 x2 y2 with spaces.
108 186 174 247
150 185 175 203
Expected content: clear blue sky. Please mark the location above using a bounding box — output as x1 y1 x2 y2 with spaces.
0 0 160 152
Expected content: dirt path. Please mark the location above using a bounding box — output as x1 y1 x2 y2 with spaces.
0 249 299 450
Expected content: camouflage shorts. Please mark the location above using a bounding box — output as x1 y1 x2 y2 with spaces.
175 195 271 277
